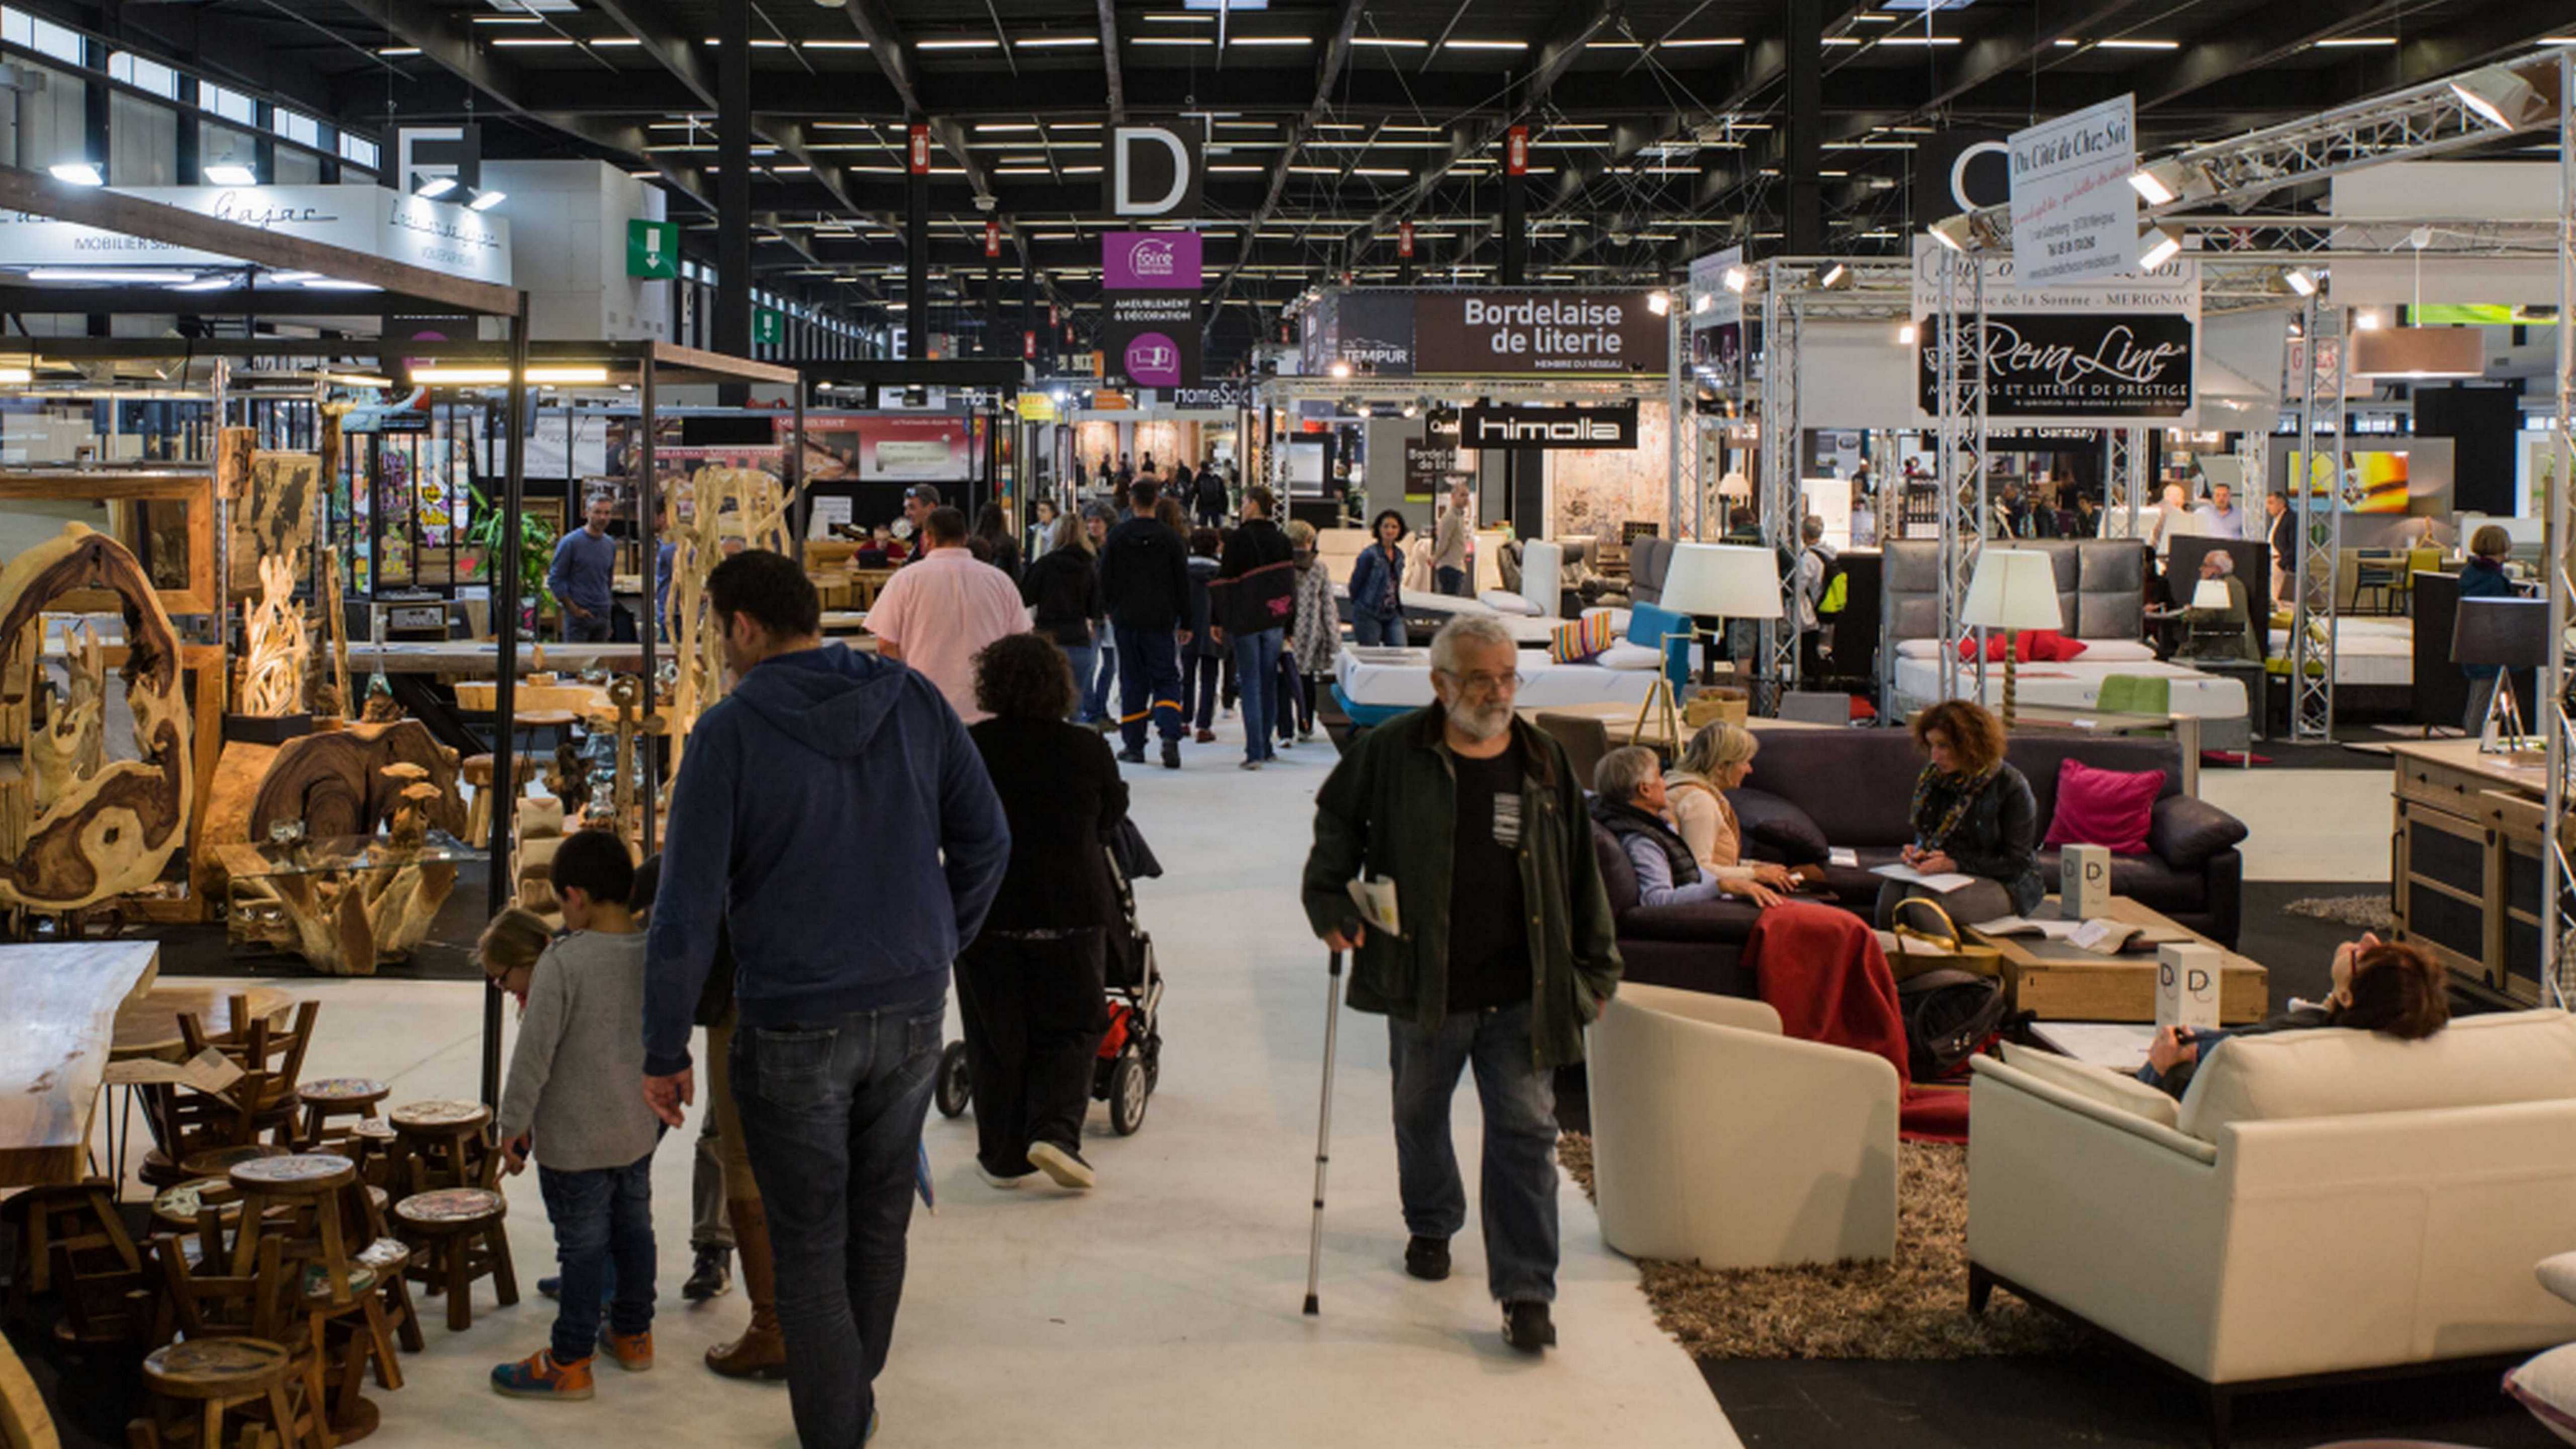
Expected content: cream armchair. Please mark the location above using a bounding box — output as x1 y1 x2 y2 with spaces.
1585 983 1900 1270
1968 1011 2576 1442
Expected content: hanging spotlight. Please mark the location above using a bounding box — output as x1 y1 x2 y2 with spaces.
47 162 103 187
1693 292 1713 314
2354 308 2386 331
1896 321 1919 346
2126 158 2211 207
468 189 508 212
2282 266 2317 298
413 175 459 199
2136 224 2184 271
1818 262 1849 289
1926 214 1974 254
204 163 258 187
1722 265 1748 293
1647 290 1671 316
2449 59 2559 131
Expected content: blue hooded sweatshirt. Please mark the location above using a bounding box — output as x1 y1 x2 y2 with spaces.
643 643 1010 1076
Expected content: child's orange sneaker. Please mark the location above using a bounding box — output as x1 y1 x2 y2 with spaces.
599 1327 654 1372
491 1348 595 1399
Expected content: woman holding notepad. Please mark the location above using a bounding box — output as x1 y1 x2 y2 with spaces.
1875 700 2042 928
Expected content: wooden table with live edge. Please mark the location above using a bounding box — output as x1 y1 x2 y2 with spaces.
1961 896 2269 1024
0 942 160 1187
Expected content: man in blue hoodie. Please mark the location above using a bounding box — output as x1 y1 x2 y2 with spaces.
642 549 1008 1449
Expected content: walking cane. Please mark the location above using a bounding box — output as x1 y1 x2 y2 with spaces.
1303 948 1346 1316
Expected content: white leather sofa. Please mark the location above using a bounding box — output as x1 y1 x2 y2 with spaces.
1585 983 1900 1270
1967 1011 2576 1438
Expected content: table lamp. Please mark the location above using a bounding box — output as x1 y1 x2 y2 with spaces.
1960 548 2064 731
1642 542 1781 745
2451 596 2549 753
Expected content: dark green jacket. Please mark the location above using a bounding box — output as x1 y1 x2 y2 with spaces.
1301 704 1622 1069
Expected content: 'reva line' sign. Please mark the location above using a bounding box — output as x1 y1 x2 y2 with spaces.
1458 401 1639 450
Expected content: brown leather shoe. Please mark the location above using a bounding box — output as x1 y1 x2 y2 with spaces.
704 1199 787 1380
1194 729 1215 744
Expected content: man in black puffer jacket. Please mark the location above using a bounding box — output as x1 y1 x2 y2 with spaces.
1096 479 1192 769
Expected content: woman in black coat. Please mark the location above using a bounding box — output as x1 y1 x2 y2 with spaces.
960 632 1131 1191
1873 699 2041 928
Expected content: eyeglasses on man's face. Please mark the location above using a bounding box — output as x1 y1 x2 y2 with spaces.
1437 668 1524 697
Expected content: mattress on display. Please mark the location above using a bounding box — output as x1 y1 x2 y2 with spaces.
1335 646 1665 710
1331 583 1626 647
2268 616 2412 687
1892 655 2249 721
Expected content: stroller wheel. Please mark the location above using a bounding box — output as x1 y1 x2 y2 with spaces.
934 1040 972 1118
1107 1052 1149 1136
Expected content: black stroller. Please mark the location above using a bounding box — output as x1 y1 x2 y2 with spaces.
935 819 1165 1135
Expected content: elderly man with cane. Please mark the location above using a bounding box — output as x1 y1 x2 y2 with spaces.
1297 613 1622 1352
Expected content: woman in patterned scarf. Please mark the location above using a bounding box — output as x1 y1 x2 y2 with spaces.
1875 699 2041 928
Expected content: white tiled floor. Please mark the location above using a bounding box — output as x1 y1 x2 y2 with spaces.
107 710 1732 1448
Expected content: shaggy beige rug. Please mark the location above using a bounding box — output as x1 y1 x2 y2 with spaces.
1559 1134 2080 1360
2284 894 2396 932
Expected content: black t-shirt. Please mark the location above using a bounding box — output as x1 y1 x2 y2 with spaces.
1445 741 1532 1013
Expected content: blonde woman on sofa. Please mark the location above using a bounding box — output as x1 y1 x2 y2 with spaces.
2138 933 2449 1099
1591 747 1785 909
1665 721 1801 897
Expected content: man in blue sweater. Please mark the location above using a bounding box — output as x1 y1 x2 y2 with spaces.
641 549 1008 1448
549 493 619 642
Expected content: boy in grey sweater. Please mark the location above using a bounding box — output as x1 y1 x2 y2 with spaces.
491 831 664 1401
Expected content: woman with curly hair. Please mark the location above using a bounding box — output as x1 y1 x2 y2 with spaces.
957 632 1131 1191
1875 699 2039 927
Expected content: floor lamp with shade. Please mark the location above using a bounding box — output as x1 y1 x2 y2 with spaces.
1960 548 2063 731
1641 542 1781 744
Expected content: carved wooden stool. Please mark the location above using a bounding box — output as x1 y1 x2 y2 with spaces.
343 1119 399 1191
228 1156 399 1439
3 1180 148 1343
385 1101 492 1198
460 753 542 850
180 1144 289 1181
150 1179 243 1236
134 1336 329 1449
390 1187 516 1332
295 1079 389 1150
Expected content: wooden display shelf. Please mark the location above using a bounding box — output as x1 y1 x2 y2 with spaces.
2388 740 2549 1006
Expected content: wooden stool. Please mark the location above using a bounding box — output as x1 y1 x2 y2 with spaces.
460 754 542 849
343 1120 398 1191
355 1236 423 1355
3 1180 147 1343
385 1101 491 1197
225 1156 358 1302
390 1188 516 1332
134 1337 329 1449
296 1079 389 1151
230 1157 400 1438
181 1144 289 1181
150 1179 243 1236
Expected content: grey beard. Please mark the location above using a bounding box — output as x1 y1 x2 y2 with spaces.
1451 699 1512 741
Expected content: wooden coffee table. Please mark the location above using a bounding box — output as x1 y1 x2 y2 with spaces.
1963 896 2268 1024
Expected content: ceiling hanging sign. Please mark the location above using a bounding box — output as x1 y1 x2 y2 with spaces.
1459 401 1640 450
627 218 678 279
1172 379 1249 412
1910 236 2199 427
1104 119 1205 219
1103 292 1201 389
2006 94 2138 287
1102 230 1203 290
0 182 509 285
1686 246 1745 390
1414 291 1667 376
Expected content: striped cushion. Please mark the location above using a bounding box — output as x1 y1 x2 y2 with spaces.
1549 610 1618 665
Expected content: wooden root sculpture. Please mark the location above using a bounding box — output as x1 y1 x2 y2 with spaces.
238 552 310 718
27 624 105 814
0 524 193 912
662 465 793 776
244 720 464 844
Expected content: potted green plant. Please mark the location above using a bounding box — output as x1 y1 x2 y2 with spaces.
462 479 559 632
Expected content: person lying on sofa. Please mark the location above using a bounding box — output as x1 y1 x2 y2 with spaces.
1877 700 2042 928
1665 720 1809 895
1592 746 1785 909
2138 933 2450 1098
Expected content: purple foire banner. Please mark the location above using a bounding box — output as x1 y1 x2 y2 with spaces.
1103 230 1202 290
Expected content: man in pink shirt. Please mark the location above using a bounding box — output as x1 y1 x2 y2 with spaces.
865 505 1029 722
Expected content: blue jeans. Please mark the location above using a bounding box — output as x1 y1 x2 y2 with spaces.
732 997 945 1449
1231 628 1283 762
1061 642 1098 721
1435 566 1468 598
1112 624 1184 751
1351 611 1407 649
1386 1000 1559 1305
537 1153 657 1362
1080 638 1117 723
561 609 612 643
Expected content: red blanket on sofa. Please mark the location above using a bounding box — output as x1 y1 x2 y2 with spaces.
1742 902 1969 1142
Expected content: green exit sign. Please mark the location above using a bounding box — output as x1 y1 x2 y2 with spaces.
626 218 678 279
753 308 784 345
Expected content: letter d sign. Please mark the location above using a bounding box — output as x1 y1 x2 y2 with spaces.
1105 119 1204 219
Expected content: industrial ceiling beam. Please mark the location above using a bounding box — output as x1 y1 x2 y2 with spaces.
1097 0 1125 125
1207 0 1368 316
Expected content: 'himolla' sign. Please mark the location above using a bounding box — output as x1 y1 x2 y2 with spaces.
1458 402 1640 450
0 183 511 285
1103 230 1202 290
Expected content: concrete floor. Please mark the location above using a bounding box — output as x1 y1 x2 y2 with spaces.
2198 767 2392 883
109 711 1733 1448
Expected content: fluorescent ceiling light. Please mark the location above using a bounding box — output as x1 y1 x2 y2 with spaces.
1878 35 1963 45
2096 38 2180 49
917 38 1002 49
299 279 383 291
1232 36 1308 45
1016 35 1097 47
415 175 459 198
203 164 258 186
1141 11 1213 20
1351 36 1428 47
29 268 199 283
377 46 421 55
47 162 103 186
1444 39 1526 50
468 190 507 211
1136 36 1213 45
0 367 31 384
318 371 393 388
2314 36 2395 46
588 36 642 46
491 37 578 46
1661 37 1744 46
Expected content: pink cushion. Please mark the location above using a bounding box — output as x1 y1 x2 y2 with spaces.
2043 757 2166 856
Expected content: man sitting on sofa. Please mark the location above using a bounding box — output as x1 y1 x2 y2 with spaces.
1592 747 1784 909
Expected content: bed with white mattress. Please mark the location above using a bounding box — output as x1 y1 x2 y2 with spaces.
1330 537 1622 647
2267 615 2412 687
1890 638 2250 719
1335 644 1680 712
